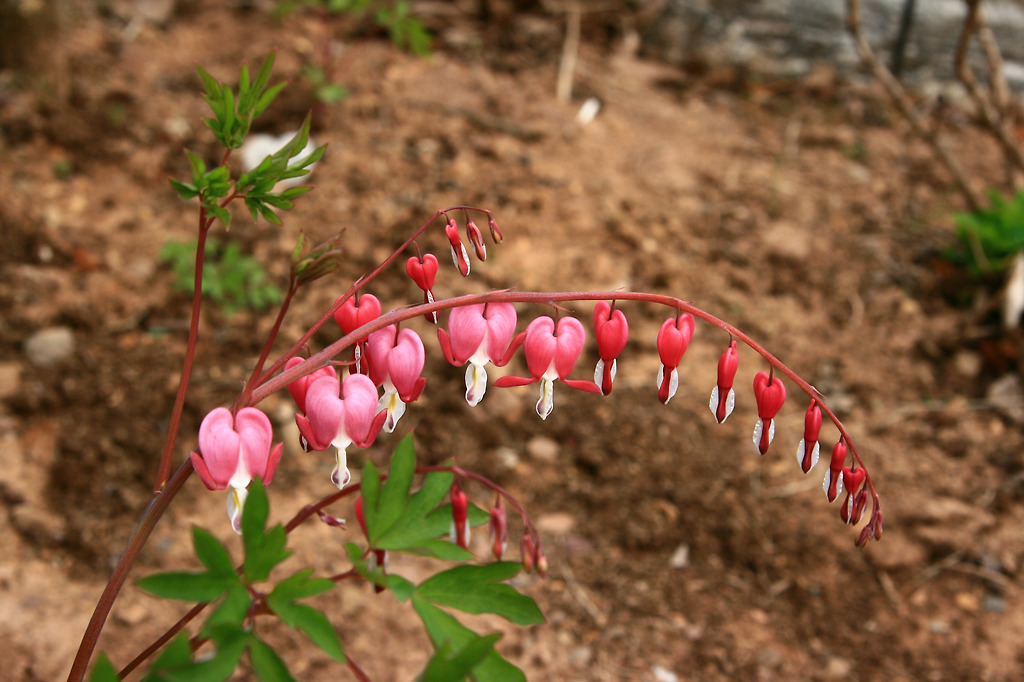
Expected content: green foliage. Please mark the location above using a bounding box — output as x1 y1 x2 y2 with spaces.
124 481 345 682
946 190 1024 276
159 237 283 316
353 436 541 681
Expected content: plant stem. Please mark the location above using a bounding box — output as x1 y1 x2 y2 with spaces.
153 218 211 494
67 459 195 682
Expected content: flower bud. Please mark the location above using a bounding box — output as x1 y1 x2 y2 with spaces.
450 485 470 551
823 440 847 503
709 340 739 423
445 218 471 276
796 399 822 474
466 220 487 261
489 500 508 560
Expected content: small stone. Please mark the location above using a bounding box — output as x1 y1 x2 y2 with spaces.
23 327 75 367
669 544 690 569
825 657 853 678
568 646 592 666
526 435 560 462
11 504 66 543
0 362 22 399
652 665 678 682
954 591 979 612
537 512 576 535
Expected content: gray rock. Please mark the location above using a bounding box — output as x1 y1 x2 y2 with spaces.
23 327 75 368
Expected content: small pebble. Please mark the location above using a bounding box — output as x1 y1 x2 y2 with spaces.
24 327 75 368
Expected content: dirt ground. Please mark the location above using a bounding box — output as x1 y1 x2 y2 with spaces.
3 2 1024 681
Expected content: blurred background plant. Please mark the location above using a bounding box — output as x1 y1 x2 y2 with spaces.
276 0 431 106
160 237 282 316
945 190 1024 278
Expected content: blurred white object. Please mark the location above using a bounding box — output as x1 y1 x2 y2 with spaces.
576 97 601 125
239 131 319 190
1004 250 1024 328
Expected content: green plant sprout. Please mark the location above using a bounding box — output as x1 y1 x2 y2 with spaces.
160 237 283 316
945 190 1024 277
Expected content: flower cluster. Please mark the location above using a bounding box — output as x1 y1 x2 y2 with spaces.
193 208 882 549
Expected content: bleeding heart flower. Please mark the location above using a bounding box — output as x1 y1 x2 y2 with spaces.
365 325 426 433
190 407 283 534
406 254 440 323
494 316 600 420
593 301 629 396
656 313 695 404
285 356 337 415
298 372 385 489
437 303 518 406
751 370 786 455
333 293 382 374
450 484 470 550
710 340 739 423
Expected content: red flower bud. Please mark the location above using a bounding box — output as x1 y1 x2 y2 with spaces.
489 500 508 560
593 301 629 395
751 371 786 455
709 340 739 423
445 218 471 276
487 215 503 243
796 399 822 474
521 534 536 573
823 440 847 503
466 220 487 261
656 313 695 404
450 485 470 550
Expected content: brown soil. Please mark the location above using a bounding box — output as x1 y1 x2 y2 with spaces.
3 3 1024 682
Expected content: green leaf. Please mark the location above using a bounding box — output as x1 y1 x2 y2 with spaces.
141 631 193 682
417 563 544 626
136 571 233 602
186 150 207 185
419 633 501 682
413 598 526 682
164 625 249 682
360 460 382 532
242 477 270 544
201 582 251 636
374 434 417 537
268 569 335 602
249 637 297 682
271 601 347 663
88 653 119 682
169 178 199 200
193 527 236 577
242 479 292 583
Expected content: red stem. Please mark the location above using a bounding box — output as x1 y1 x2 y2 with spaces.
67 459 195 682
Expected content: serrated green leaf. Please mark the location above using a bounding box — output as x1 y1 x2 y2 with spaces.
268 569 335 603
192 527 236 577
417 563 543 626
374 434 417 537
242 478 270 548
419 633 501 682
249 637 296 682
242 479 292 582
361 461 382 531
413 598 526 682
88 653 119 682
164 626 249 682
274 602 346 663
142 631 193 682
206 203 232 230
136 571 233 602
387 573 416 602
201 583 251 637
